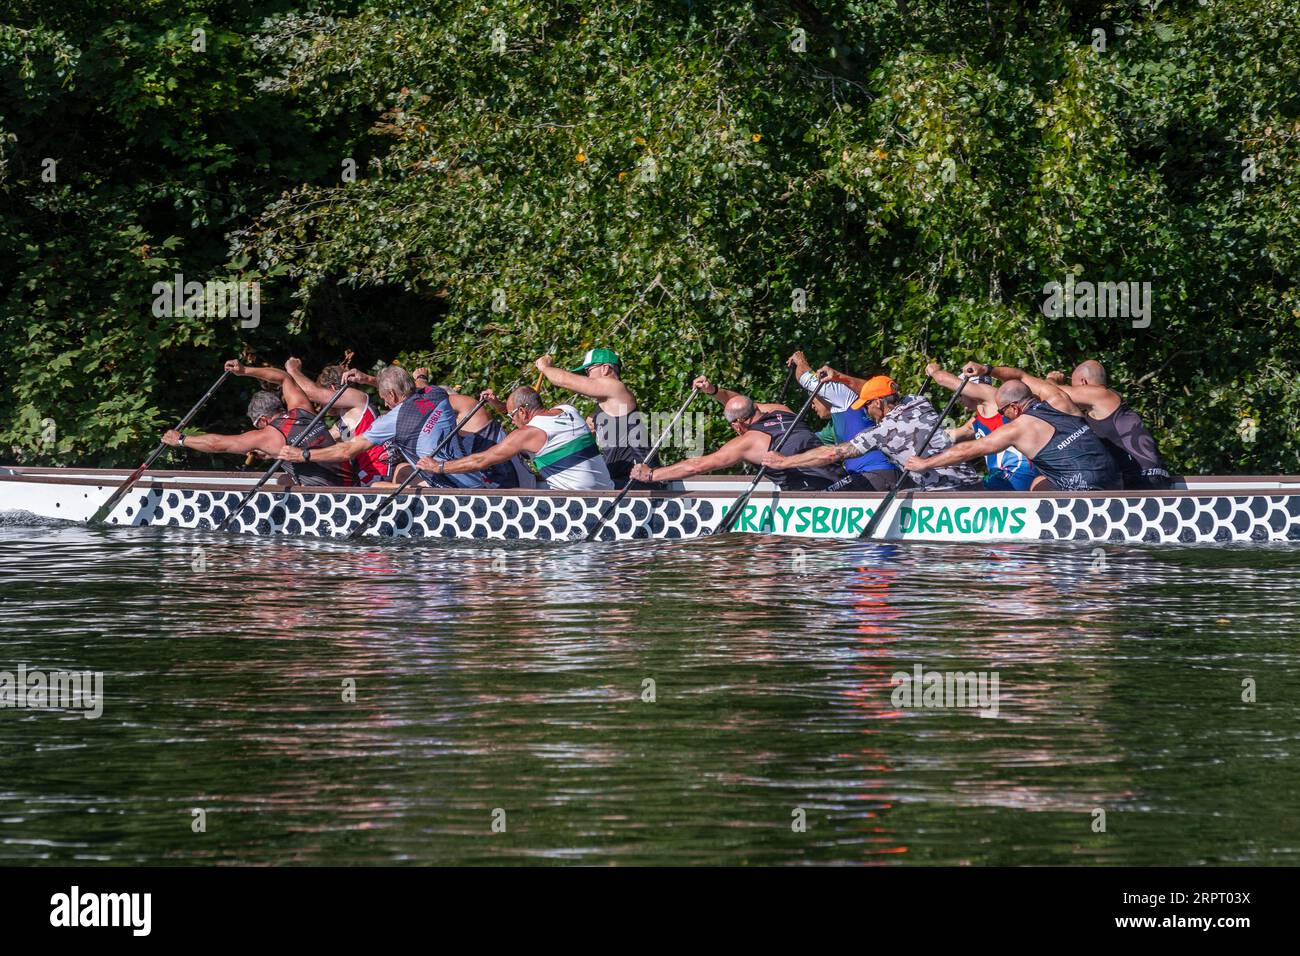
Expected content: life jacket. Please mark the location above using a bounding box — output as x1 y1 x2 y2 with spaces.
973 411 1038 491
748 410 844 490
1022 400 1121 491
392 386 485 489
527 404 614 490
339 398 389 485
270 408 353 486
1086 399 1170 486
831 406 895 474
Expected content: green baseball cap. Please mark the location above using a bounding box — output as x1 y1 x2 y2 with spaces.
571 347 621 372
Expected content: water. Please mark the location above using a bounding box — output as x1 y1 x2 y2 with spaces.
2 519 1298 865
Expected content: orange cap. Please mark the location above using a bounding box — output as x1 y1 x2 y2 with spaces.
849 375 898 410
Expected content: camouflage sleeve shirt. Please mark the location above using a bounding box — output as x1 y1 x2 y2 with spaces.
844 396 982 491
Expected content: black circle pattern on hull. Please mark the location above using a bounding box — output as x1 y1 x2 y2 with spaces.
100 489 1300 544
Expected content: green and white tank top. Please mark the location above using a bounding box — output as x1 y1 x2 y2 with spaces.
527 404 614 491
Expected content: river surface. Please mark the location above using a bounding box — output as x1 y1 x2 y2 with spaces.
1 519 1298 865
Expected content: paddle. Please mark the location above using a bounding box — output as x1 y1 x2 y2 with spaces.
346 395 488 540
778 360 797 405
582 387 700 542
216 382 351 532
89 369 232 526
858 373 968 540
711 373 827 536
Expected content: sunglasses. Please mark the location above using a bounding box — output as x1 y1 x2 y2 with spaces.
998 401 1022 417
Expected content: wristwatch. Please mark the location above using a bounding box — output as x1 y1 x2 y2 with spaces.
177 434 186 448
438 461 446 475
302 448 311 462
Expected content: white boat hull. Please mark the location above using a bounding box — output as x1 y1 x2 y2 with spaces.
3 467 1300 544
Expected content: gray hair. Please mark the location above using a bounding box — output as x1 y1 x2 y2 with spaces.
376 364 417 400
247 391 286 423
508 386 543 412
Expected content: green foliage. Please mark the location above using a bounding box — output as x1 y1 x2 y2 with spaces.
2 0 1298 471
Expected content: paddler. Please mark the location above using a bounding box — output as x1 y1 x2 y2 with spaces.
276 365 488 488
925 362 1039 491
903 365 1121 491
1046 360 1171 489
627 376 845 490
760 368 981 491
422 386 614 490
282 357 389 485
786 350 898 491
161 359 353 486
533 348 651 483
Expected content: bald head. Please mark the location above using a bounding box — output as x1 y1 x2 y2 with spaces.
723 395 757 424
996 380 1032 406
1072 360 1107 387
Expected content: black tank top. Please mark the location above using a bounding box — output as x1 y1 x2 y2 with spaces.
1022 400 1120 491
1088 399 1169 482
271 409 352 486
592 408 650 480
748 410 844 490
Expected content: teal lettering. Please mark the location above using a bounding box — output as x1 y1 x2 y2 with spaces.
954 506 971 533
1009 507 1026 534
972 507 988 533
811 506 831 534
916 506 935 534
830 507 846 533
794 506 812 533
757 505 775 532
846 507 865 535
934 507 954 534
987 507 1006 535
776 505 796 532
897 506 914 533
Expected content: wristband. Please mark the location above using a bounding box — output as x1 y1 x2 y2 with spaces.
177 434 186 448
302 448 311 463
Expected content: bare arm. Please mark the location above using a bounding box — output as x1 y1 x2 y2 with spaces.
691 375 741 407
926 363 996 403
423 425 543 475
906 420 1024 471
162 426 282 456
277 435 372 464
948 418 976 444
763 440 855 471
642 433 761 482
447 391 494 434
536 357 624 401
284 358 366 411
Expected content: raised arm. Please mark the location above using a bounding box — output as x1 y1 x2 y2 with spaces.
535 355 624 400
225 358 313 412
926 363 996 403
283 357 367 411
691 375 743 407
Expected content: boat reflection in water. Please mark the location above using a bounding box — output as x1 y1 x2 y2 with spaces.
1 521 1296 865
